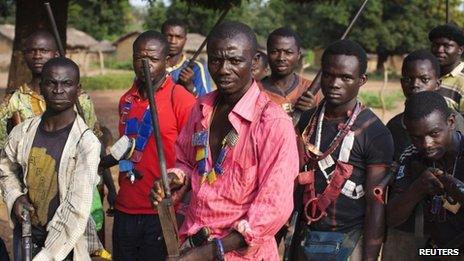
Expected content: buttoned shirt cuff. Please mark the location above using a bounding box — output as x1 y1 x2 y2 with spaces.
233 219 255 246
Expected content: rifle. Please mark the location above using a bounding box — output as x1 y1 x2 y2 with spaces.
293 0 370 125
22 210 32 261
44 2 86 123
142 59 180 258
373 161 400 204
185 5 231 69
373 174 394 204
283 210 299 261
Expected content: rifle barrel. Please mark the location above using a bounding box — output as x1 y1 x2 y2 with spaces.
294 0 370 126
44 2 65 57
22 210 32 261
341 0 369 40
142 59 171 198
186 5 231 68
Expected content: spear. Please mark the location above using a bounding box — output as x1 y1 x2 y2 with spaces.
142 59 180 258
293 0 369 125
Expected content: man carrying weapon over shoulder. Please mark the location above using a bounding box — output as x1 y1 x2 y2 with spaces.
151 21 299 261
296 40 394 260
99 30 195 261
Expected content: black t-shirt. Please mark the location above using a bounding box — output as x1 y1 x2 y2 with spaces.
298 107 394 232
390 132 464 247
386 113 411 162
26 121 73 246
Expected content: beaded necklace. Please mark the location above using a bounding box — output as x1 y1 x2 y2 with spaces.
193 100 239 185
303 100 362 168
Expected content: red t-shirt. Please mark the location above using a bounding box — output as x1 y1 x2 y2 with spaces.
115 76 195 214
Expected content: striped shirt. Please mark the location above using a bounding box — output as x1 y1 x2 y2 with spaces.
170 82 299 260
167 54 213 97
438 62 464 113
0 115 100 260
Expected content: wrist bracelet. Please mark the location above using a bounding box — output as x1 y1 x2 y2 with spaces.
213 238 225 261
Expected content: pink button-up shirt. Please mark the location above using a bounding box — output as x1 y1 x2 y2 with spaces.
171 82 299 260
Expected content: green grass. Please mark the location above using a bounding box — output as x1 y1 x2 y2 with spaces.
359 90 404 110
104 58 133 70
81 72 134 90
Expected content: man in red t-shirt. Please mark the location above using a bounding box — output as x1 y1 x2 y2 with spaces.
100 30 195 260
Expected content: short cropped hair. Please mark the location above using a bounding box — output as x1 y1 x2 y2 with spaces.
161 18 187 35
41 57 80 82
257 50 269 67
321 39 368 75
207 21 258 54
429 23 464 46
24 30 58 51
267 27 301 50
402 49 441 77
133 30 169 57
404 91 451 122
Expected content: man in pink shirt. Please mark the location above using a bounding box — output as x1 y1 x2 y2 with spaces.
152 21 299 260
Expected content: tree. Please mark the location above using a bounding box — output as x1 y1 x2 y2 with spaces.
0 0 16 24
6 0 69 93
275 0 464 71
67 0 132 41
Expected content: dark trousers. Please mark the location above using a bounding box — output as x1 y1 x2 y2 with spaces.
112 210 167 261
0 237 9 261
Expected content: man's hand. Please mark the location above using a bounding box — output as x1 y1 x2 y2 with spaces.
295 90 316 112
13 195 34 223
413 168 444 196
179 67 195 94
177 243 215 261
107 189 117 208
151 172 185 207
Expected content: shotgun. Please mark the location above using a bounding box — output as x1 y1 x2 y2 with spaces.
22 209 32 261
293 0 369 125
142 59 180 258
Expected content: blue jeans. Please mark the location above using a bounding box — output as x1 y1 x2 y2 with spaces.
301 228 361 261
112 210 166 261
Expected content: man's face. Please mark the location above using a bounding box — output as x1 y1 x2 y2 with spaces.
207 34 257 96
23 36 59 75
40 65 80 113
401 60 440 98
431 37 463 69
267 36 300 77
405 110 455 160
163 25 186 57
321 54 366 106
133 39 167 85
252 54 269 81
